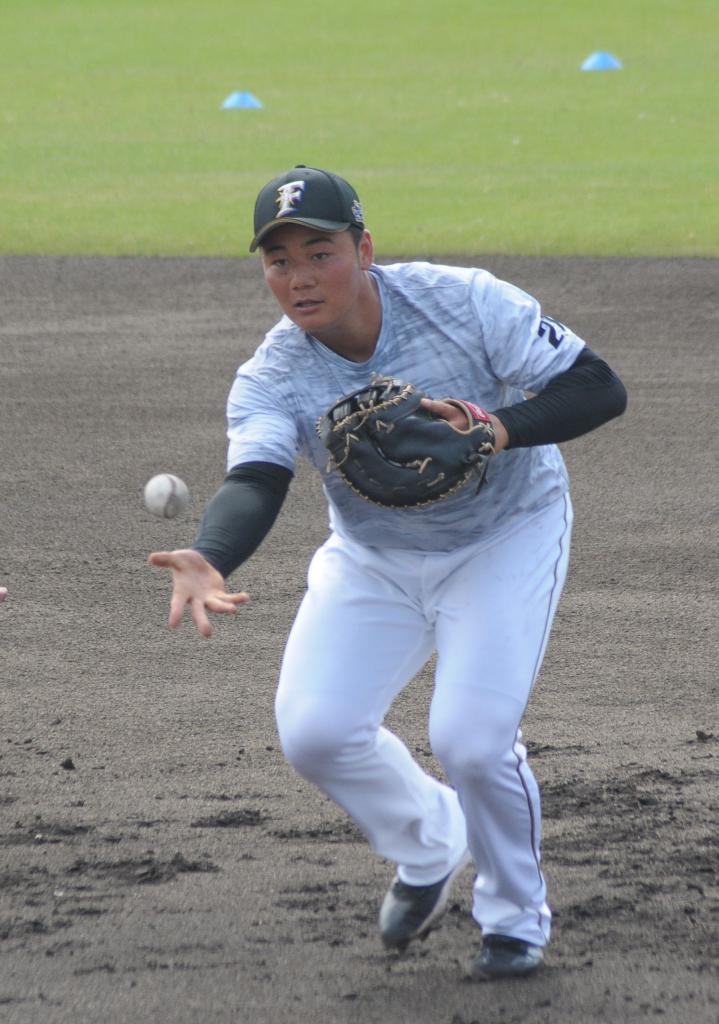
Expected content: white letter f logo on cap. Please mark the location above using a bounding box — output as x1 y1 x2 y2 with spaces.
276 180 306 217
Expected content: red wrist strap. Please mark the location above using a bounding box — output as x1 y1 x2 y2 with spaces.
461 400 492 424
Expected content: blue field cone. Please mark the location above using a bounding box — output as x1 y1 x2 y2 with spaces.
581 51 622 71
222 91 263 109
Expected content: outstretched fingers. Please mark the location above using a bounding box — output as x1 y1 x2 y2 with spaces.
149 547 250 636
205 593 249 614
191 597 214 638
189 593 249 638
168 591 190 630
149 551 174 568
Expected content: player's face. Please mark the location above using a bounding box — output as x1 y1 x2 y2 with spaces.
260 224 374 339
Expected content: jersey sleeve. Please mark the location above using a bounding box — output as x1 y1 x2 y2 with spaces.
470 272 586 392
226 369 299 474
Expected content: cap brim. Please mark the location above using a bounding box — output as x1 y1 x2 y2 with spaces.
249 217 351 252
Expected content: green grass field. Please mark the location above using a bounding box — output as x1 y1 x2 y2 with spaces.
2 0 717 256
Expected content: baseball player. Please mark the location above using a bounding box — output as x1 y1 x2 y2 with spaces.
150 165 627 980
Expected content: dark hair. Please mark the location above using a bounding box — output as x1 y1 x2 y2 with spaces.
348 225 364 250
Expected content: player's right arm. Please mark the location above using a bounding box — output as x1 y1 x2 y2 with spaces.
148 548 249 638
149 460 293 638
150 346 299 638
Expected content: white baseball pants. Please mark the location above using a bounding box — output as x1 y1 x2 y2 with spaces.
275 494 573 947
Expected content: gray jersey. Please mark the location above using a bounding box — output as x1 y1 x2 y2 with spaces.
226 261 585 551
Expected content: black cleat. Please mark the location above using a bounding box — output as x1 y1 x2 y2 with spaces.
471 934 544 980
379 850 471 950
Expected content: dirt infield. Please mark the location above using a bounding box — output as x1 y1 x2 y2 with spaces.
1 254 717 1024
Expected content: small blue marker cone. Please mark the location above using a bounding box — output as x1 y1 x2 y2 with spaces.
222 91 263 109
581 51 622 71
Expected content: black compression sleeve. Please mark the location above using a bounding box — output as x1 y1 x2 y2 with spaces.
192 461 293 579
493 347 627 449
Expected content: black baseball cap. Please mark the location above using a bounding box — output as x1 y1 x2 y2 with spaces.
249 165 365 252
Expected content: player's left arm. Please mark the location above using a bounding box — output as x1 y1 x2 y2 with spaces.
422 347 626 450
490 346 627 448
455 272 628 448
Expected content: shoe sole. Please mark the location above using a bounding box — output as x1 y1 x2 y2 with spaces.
382 848 472 951
472 951 544 981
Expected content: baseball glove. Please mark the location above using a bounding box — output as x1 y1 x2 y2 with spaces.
316 376 496 508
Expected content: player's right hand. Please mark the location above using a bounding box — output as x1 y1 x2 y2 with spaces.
148 548 249 639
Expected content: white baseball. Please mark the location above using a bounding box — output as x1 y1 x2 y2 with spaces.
143 474 191 519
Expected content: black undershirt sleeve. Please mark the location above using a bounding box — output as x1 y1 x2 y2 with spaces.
192 461 293 579
492 347 627 449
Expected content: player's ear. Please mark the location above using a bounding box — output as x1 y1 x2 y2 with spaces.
358 230 374 270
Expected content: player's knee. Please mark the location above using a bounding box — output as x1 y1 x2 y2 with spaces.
432 733 503 781
429 704 521 782
275 707 326 773
275 696 357 778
